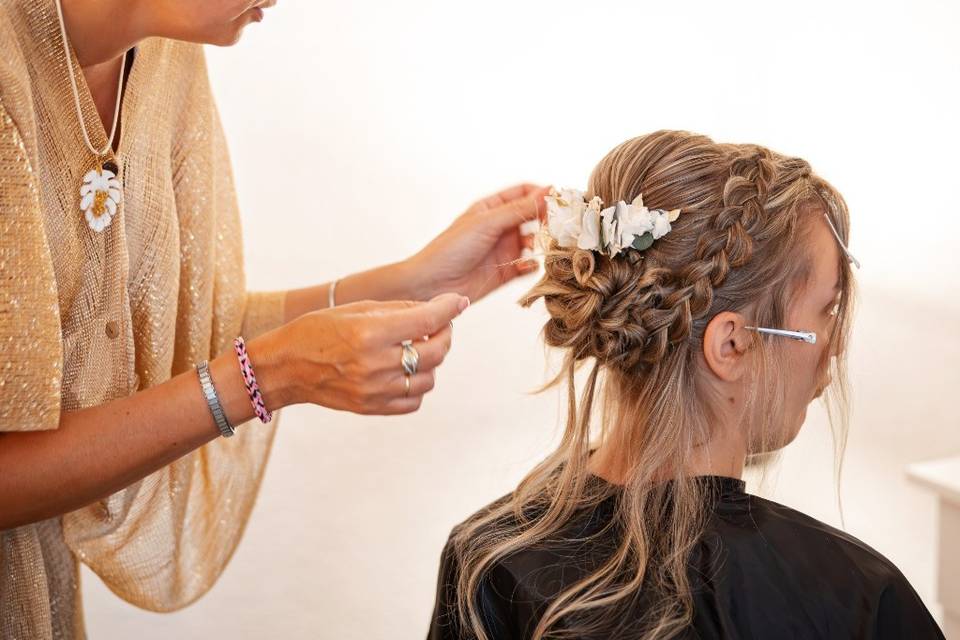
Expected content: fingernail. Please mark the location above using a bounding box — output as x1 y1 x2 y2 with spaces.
458 297 470 313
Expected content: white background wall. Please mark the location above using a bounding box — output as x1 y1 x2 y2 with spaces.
84 0 960 637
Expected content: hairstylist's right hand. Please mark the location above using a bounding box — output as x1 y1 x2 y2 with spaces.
249 292 469 415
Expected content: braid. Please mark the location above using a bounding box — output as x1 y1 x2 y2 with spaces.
616 148 777 371
523 135 809 376
659 148 778 330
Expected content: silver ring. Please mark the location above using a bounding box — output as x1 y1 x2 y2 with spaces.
401 340 420 376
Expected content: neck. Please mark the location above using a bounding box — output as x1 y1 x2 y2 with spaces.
59 0 144 68
684 431 747 479
588 425 748 486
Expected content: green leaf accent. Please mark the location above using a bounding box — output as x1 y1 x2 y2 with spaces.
631 232 655 251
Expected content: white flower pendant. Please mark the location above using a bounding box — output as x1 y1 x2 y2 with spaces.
79 161 122 233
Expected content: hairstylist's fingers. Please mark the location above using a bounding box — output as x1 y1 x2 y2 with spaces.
406 322 452 372
516 256 539 275
371 322 453 373
380 395 425 415
374 293 468 344
394 370 436 399
468 183 544 214
488 188 550 234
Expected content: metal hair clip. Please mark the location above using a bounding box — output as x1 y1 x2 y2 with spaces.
822 213 861 269
744 326 817 344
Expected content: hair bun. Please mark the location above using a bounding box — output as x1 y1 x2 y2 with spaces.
523 244 678 373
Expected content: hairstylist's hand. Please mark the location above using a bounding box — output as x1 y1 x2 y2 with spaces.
405 184 550 303
251 293 469 415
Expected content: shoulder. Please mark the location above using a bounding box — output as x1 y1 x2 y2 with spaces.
444 490 617 603
436 491 518 586
429 496 518 640
744 495 905 582
732 495 943 637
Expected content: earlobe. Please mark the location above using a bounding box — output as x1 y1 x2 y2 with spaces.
702 312 750 383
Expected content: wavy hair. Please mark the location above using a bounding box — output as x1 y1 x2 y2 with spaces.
450 130 856 639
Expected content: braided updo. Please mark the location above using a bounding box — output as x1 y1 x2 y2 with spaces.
453 131 852 640
456 131 855 640
521 130 850 378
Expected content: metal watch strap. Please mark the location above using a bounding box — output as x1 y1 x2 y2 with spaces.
196 360 235 438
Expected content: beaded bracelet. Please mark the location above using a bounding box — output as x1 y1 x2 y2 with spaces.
233 336 273 423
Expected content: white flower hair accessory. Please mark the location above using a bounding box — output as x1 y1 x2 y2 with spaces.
545 188 681 257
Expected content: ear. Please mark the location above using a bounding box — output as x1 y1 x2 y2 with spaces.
702 311 753 382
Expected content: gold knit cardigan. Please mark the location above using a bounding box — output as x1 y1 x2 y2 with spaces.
0 2 287 637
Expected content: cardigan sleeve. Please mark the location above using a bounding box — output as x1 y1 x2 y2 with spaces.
0 96 63 432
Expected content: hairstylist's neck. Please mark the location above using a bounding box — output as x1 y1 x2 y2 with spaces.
60 0 146 68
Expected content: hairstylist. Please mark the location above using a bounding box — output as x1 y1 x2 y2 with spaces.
0 1 546 637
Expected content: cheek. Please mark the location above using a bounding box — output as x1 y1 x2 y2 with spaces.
784 341 823 402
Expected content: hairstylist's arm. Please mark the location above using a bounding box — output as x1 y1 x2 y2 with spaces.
0 293 468 530
283 184 548 322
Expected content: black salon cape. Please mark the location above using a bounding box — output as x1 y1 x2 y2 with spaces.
427 476 944 639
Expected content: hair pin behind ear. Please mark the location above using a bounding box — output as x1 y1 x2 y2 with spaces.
823 213 861 269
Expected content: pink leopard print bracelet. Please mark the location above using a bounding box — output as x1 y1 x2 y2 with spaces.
233 336 273 423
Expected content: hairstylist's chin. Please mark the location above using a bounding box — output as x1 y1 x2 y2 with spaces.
203 11 263 47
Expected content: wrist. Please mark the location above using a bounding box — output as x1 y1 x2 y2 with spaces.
337 258 433 304
206 352 257 427
396 255 435 301
234 329 296 413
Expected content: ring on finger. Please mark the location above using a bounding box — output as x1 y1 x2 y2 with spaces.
401 340 420 376
404 374 411 398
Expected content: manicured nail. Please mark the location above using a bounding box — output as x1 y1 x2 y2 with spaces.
458 297 470 313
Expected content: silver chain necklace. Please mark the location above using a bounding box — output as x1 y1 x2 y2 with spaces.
54 0 126 233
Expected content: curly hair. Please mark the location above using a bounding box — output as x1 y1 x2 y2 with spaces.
449 130 856 640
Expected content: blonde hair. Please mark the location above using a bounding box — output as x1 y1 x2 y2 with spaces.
450 130 856 639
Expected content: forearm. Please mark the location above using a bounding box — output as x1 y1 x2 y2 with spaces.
283 259 429 322
0 345 278 530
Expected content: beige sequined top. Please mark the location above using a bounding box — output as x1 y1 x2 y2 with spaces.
0 2 287 638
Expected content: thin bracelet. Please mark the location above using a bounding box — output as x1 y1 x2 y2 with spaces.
196 361 235 438
328 278 339 309
233 336 273 423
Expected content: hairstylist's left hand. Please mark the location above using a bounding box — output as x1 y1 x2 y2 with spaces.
405 184 549 303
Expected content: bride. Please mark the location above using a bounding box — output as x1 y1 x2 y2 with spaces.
428 130 945 640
